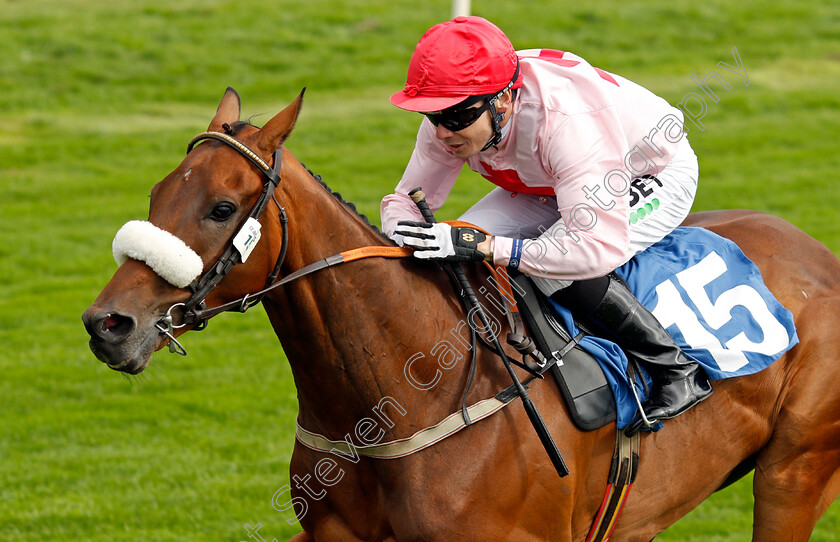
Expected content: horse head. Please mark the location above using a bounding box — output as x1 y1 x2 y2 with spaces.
82 88 303 374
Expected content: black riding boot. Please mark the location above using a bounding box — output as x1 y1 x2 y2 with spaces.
555 275 713 435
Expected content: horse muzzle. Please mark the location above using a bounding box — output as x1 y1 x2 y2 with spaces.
82 305 162 374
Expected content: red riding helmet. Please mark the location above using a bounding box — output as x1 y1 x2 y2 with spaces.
391 16 523 113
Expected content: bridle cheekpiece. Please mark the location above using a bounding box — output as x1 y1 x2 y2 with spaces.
156 131 288 355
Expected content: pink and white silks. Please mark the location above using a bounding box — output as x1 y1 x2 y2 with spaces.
381 49 698 293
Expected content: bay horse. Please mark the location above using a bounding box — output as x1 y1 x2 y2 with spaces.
83 89 840 541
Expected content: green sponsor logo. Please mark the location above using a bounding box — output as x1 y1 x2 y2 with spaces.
629 198 660 224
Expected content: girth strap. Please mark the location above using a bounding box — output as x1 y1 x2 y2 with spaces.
586 429 641 542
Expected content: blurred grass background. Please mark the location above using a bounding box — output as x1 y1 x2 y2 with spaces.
1 0 838 540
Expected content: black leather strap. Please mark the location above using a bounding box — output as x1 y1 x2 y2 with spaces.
186 254 345 325
162 132 288 332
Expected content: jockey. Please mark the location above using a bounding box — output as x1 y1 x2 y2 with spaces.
380 16 713 433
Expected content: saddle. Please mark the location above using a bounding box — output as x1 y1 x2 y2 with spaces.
504 272 617 431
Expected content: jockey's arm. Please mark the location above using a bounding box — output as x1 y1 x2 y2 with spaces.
380 121 464 237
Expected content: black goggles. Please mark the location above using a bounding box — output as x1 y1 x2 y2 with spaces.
422 95 490 132
421 62 520 133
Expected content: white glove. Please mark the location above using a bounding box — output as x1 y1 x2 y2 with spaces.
393 221 487 262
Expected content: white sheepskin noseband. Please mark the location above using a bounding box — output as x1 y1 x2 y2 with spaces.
112 220 204 288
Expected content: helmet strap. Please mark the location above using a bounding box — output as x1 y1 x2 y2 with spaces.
480 61 520 152
481 98 505 152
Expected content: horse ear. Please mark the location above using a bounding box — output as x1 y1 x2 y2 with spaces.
208 87 241 131
255 88 305 155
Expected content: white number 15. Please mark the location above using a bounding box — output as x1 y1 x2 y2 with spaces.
650 252 791 372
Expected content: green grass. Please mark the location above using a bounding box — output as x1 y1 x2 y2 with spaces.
1 0 838 540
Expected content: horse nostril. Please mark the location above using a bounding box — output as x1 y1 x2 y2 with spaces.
103 315 126 333
86 311 137 342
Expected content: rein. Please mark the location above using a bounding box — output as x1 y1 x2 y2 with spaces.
183 245 412 325
157 130 413 353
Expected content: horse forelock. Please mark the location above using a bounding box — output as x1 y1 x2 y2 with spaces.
227 120 253 136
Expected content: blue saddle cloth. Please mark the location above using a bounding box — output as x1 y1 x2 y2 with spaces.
545 227 799 429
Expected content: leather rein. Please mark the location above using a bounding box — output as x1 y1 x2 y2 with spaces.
156 130 410 355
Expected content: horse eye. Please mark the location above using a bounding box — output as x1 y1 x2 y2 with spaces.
208 202 237 222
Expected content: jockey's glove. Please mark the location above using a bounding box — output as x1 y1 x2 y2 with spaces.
395 221 487 263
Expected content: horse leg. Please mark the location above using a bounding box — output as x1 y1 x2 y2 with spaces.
752 310 840 541
752 444 840 540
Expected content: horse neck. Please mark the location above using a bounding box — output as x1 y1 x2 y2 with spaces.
263 160 413 430
273 160 386 272
261 160 508 437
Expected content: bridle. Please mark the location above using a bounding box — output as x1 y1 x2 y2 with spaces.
154 128 412 356
155 129 289 354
